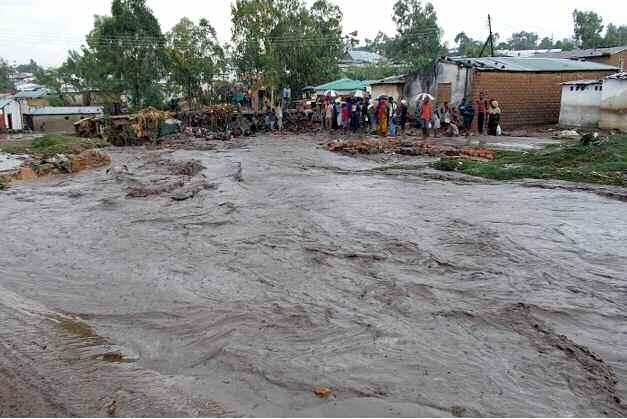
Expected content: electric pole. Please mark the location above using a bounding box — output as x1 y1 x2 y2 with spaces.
488 14 495 56
479 15 495 57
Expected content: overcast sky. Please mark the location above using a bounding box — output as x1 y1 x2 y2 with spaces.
0 0 625 67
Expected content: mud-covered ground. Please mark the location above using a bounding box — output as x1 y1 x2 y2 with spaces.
0 134 625 417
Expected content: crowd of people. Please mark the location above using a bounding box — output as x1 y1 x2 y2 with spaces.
246 92 503 139
311 92 502 139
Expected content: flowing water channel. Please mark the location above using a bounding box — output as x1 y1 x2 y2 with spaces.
0 134 625 417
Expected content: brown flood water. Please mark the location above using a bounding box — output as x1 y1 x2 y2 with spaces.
0 134 625 417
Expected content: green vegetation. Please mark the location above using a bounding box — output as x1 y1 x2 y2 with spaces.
0 134 109 157
433 136 627 187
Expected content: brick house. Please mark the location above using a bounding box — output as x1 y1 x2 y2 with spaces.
534 46 627 72
436 57 618 129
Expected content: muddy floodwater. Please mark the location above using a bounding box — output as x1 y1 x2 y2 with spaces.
0 134 625 417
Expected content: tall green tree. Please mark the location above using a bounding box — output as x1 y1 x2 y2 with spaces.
0 58 14 92
64 0 167 109
573 9 604 49
454 32 482 57
15 59 43 74
165 17 225 109
362 31 393 56
509 31 539 50
554 38 577 51
604 24 627 47
388 0 442 74
231 0 344 93
538 37 554 49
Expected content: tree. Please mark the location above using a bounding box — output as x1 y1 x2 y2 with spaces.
165 17 225 109
454 32 482 57
231 0 344 94
509 31 539 50
604 24 627 47
362 31 393 56
538 37 554 49
15 59 43 74
0 58 14 92
64 0 167 109
573 9 604 49
387 0 443 74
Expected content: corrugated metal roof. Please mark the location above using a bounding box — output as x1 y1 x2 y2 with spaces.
606 72 627 80
341 50 384 65
534 46 627 59
444 56 619 72
0 98 14 109
26 106 104 115
371 74 407 85
314 78 369 92
13 89 51 99
561 79 602 85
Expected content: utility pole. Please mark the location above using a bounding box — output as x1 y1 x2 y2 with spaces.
488 14 495 56
479 15 495 57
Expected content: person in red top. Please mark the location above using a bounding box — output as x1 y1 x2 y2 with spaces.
420 97 433 139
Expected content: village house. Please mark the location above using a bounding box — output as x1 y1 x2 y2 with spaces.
435 56 618 129
369 75 407 101
559 79 604 128
600 72 627 132
535 46 627 71
339 50 385 69
0 97 23 130
24 106 104 133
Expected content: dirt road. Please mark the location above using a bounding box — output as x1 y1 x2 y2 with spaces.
0 134 625 417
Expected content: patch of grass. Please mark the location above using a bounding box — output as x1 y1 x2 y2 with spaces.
0 134 109 157
433 135 627 186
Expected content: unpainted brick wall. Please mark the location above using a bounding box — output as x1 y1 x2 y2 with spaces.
470 70 615 129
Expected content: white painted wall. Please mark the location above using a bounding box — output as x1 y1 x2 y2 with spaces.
559 83 603 128
600 79 627 132
1 100 23 130
436 62 471 106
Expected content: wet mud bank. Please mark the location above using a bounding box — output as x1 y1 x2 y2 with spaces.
0 135 625 417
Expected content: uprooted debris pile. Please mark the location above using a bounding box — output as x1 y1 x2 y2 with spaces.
122 156 216 201
327 138 496 160
0 150 112 187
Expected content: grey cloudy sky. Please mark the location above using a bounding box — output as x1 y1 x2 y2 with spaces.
0 0 625 67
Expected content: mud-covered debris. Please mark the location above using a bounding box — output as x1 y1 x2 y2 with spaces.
171 160 205 177
105 400 117 417
313 387 333 398
233 162 243 182
69 149 112 173
127 180 185 198
170 180 217 201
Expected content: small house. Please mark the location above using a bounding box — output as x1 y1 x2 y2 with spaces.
369 75 407 101
535 46 627 71
559 79 604 128
436 57 618 129
600 72 627 132
339 50 385 69
24 106 104 133
0 98 23 131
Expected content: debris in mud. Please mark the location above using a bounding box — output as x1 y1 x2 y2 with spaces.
170 180 217 201
327 138 496 160
313 387 333 398
450 406 467 417
93 352 132 363
105 399 117 417
127 180 185 198
170 160 205 177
